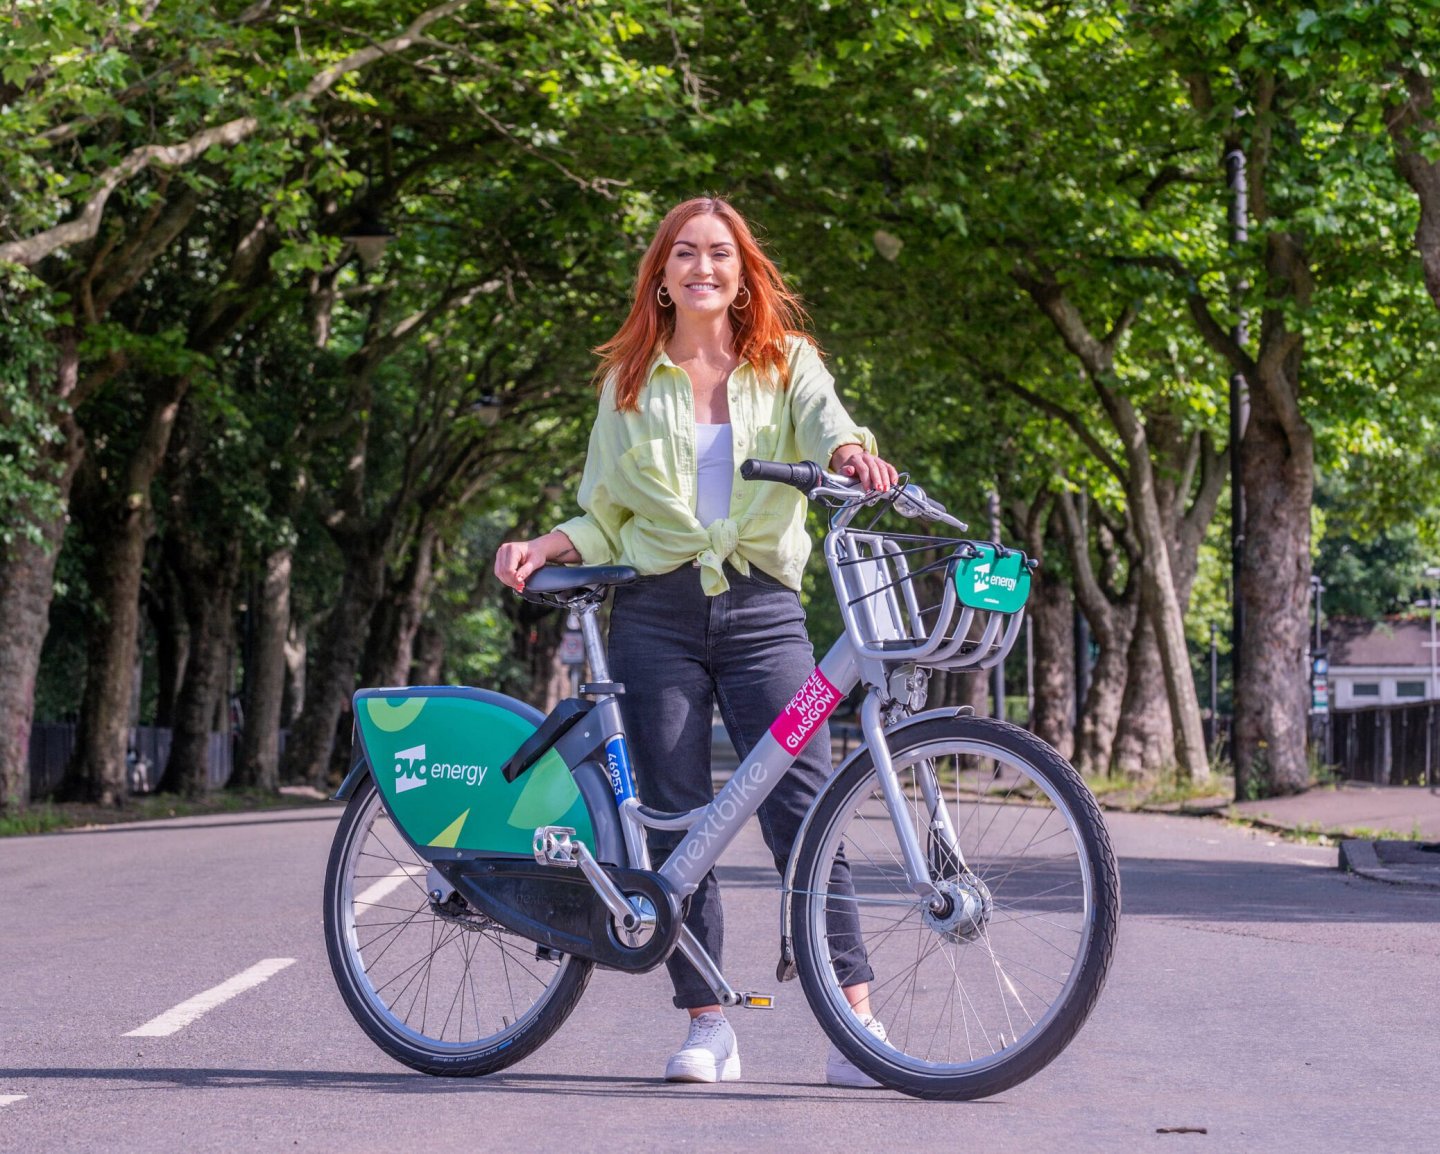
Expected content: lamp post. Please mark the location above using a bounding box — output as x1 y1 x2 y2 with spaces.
1209 622 1219 752
1225 138 1250 767
469 393 502 428
1424 566 1440 702
343 212 394 271
1307 575 1328 763
989 489 1005 721
1309 575 1324 656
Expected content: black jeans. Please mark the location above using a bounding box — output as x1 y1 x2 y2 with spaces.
609 563 873 1009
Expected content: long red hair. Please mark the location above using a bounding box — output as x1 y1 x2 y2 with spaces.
594 197 813 410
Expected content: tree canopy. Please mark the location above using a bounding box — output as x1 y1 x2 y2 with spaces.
3 0 1438 813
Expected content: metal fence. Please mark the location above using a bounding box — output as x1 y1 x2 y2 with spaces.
28 724 234 801
1328 701 1439 787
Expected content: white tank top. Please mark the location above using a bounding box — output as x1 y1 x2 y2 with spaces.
694 423 734 527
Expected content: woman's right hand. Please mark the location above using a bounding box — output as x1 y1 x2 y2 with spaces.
494 530 579 591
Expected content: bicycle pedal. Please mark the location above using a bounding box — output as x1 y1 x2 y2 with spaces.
738 992 776 1010
533 826 580 868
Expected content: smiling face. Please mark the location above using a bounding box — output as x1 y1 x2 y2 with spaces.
661 214 744 321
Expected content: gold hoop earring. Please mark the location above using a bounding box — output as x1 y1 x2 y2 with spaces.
657 284 672 306
733 284 752 311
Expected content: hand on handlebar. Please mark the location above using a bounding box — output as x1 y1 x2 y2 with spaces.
829 444 900 493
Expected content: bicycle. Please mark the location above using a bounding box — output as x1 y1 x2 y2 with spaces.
323 460 1120 1100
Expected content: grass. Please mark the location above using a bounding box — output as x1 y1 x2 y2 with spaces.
0 787 334 838
1223 813 1428 847
1081 769 1235 813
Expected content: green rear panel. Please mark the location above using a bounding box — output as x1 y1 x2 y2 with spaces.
354 688 595 855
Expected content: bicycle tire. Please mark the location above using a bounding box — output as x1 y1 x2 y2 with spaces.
791 715 1119 1100
323 775 592 1076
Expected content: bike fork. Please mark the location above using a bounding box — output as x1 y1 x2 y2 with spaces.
860 693 946 905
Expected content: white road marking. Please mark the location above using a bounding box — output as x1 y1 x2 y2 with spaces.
123 958 296 1037
0 1094 27 1107
355 864 426 909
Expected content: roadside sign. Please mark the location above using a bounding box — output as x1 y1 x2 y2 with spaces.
1311 674 1329 714
558 631 586 666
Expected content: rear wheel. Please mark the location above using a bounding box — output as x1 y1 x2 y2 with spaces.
792 716 1119 1100
323 775 592 1075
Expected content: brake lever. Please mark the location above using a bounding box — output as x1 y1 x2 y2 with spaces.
892 484 969 532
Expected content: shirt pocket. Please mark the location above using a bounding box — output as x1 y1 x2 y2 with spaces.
620 437 670 480
751 423 782 462
612 437 685 519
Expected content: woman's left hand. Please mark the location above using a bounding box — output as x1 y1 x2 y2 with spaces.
830 444 900 493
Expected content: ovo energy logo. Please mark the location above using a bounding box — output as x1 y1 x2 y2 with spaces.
394 744 428 793
973 560 1017 595
391 740 493 793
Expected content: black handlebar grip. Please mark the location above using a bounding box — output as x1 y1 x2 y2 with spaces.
740 459 823 491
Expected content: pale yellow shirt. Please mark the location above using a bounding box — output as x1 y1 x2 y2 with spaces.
556 336 877 594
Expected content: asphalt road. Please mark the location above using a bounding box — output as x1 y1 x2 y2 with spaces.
2 801 1437 1153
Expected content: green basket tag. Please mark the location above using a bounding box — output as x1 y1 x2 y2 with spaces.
953 545 1032 614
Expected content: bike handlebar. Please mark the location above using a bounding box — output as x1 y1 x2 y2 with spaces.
740 458 968 532
738 458 824 491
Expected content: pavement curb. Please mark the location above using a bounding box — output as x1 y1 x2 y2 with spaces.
1338 839 1440 890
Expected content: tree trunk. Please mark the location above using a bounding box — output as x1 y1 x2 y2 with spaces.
363 521 439 687
148 552 189 727
411 620 446 686
501 594 572 707
955 668 990 716
0 335 82 814
1186 215 1314 797
159 542 239 796
282 617 307 730
1008 496 1074 760
928 666 989 713
0 526 69 812
1075 604 1134 778
1235 355 1313 795
280 532 389 787
1029 567 1075 760
1016 278 1209 781
1053 491 1138 777
66 376 189 805
1094 387 1209 782
67 511 148 806
234 547 291 792
1129 478 1209 781
1388 70 1440 312
1111 610 1174 776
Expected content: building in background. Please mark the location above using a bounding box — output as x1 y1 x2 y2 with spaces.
1328 616 1439 707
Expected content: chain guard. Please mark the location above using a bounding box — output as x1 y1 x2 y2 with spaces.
439 858 684 973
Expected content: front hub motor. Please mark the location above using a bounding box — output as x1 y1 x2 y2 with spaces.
923 873 993 943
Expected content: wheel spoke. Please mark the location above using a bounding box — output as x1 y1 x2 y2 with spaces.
325 779 590 1068
793 719 1117 1098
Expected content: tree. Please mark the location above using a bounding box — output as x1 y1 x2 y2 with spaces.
0 0 683 806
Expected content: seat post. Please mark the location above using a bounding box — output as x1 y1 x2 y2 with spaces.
578 602 611 683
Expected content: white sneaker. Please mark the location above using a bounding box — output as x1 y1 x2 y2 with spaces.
665 1012 741 1083
825 1014 888 1088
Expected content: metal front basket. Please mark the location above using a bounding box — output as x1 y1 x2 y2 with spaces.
825 526 1028 670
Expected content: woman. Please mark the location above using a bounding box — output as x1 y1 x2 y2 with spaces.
494 197 898 1087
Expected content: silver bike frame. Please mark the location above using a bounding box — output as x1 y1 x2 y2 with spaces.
573 471 982 1006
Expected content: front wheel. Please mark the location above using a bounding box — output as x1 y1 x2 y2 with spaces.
791 716 1119 1100
323 775 592 1075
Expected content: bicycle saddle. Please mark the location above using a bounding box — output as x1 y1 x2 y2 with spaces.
525 564 638 594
